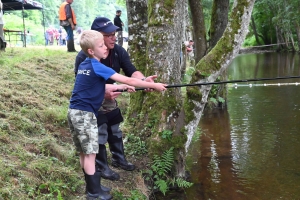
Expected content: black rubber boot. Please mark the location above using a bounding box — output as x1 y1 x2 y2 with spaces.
84 171 112 200
82 169 111 192
67 39 77 52
96 145 120 181
108 136 135 171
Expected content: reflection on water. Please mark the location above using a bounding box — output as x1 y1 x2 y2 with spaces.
181 52 300 200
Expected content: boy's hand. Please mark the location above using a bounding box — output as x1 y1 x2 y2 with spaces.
153 83 167 92
117 84 136 93
126 86 135 92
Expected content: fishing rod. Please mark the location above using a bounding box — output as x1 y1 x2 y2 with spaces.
116 75 300 92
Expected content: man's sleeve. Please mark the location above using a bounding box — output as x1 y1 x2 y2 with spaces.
64 4 72 20
75 51 87 75
118 48 137 77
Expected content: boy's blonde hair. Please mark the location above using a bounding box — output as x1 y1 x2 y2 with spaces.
80 30 103 55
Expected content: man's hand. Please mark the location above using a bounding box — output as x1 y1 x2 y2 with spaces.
105 84 122 100
144 75 157 83
144 75 158 92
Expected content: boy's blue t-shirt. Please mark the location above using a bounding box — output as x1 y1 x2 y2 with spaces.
69 58 116 116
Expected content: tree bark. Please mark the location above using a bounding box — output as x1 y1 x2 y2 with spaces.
209 0 230 49
184 0 256 154
250 15 262 45
126 0 148 116
126 0 255 179
126 0 187 177
188 0 207 63
296 23 300 51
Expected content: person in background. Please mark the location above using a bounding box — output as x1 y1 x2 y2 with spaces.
46 26 54 45
53 28 60 46
75 26 83 45
61 29 67 46
113 10 123 46
75 17 159 181
44 31 49 46
58 26 63 45
59 0 76 52
184 39 194 58
0 0 6 50
68 29 166 199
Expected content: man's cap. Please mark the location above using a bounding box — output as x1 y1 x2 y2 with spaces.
91 17 119 33
116 10 122 13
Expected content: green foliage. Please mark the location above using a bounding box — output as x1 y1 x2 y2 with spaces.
192 127 202 142
160 129 173 140
209 96 225 107
3 0 128 45
243 35 261 47
112 189 147 200
124 133 148 156
171 177 193 188
183 66 195 84
145 147 193 196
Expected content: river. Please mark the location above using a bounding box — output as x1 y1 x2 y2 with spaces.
160 52 300 200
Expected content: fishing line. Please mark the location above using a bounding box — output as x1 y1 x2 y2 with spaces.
116 75 300 92
231 82 300 87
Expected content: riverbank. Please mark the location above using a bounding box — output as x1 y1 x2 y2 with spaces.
0 47 147 200
239 45 277 54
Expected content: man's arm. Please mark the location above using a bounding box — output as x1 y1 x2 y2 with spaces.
65 5 75 30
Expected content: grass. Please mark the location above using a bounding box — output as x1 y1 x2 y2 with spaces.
0 46 146 200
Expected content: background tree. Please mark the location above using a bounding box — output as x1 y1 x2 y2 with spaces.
208 0 230 50
125 0 256 180
189 0 207 63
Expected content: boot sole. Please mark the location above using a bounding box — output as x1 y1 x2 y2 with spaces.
112 162 135 171
86 195 112 200
101 174 120 181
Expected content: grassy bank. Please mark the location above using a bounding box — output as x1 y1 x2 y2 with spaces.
0 47 147 200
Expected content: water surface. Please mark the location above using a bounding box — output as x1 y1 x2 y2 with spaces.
183 52 300 200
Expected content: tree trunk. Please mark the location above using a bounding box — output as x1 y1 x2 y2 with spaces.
296 23 300 51
126 0 148 116
188 0 207 63
180 1 190 81
184 0 256 155
126 0 255 179
288 30 296 52
209 0 230 50
126 0 187 177
275 26 284 50
250 15 262 45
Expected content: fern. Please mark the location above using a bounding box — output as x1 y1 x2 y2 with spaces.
154 179 168 195
148 147 193 196
172 177 193 188
151 147 174 178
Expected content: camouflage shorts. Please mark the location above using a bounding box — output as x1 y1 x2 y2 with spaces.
67 108 99 154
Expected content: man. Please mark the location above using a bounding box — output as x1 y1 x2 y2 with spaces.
59 0 76 52
75 17 157 181
113 10 124 46
185 39 194 58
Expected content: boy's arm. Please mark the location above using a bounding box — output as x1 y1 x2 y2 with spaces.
110 73 167 92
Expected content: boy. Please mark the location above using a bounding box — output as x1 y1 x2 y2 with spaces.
67 30 167 199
